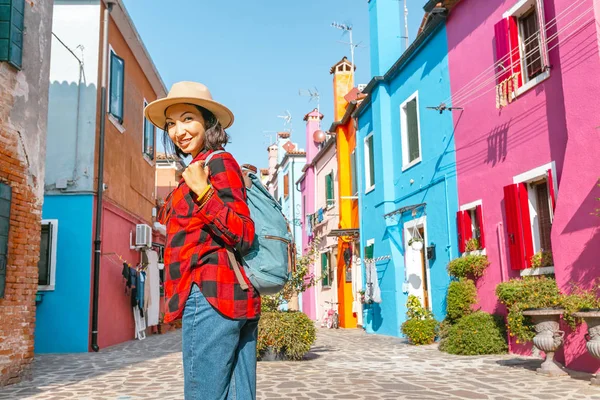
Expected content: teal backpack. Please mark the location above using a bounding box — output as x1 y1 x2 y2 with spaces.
205 151 295 295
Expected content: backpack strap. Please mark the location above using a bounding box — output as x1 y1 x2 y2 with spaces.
226 248 249 291
204 149 225 166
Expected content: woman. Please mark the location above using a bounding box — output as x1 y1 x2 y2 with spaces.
145 81 260 400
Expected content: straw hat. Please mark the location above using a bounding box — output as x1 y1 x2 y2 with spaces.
144 81 234 129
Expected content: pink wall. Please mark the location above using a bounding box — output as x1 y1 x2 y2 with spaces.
447 0 600 373
300 109 323 319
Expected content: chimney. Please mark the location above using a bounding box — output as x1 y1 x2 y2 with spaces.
369 0 403 76
268 144 278 176
330 57 355 122
303 108 324 163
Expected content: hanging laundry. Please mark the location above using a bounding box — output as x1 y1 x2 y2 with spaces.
317 208 324 223
133 306 146 340
137 270 146 318
365 260 382 304
145 250 160 327
306 215 313 236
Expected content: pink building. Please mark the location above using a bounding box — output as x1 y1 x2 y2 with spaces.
446 0 600 373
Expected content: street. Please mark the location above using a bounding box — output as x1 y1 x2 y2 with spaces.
0 328 599 399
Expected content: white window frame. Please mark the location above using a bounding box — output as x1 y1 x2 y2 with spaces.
459 199 487 255
364 133 375 193
400 91 422 171
503 0 550 97
107 45 126 133
142 99 155 165
320 250 332 289
38 219 58 291
513 161 557 276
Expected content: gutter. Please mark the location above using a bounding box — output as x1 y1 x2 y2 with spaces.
353 9 447 119
91 1 115 353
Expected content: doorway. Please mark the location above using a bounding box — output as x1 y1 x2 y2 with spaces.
404 217 431 310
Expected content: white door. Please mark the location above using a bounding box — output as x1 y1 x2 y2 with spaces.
404 217 431 309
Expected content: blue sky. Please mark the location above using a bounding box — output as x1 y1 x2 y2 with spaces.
124 0 426 168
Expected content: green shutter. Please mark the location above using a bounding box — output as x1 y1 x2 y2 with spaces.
368 136 375 187
325 173 334 207
350 151 357 196
0 182 12 298
406 98 420 162
321 252 329 287
0 0 25 70
365 243 374 260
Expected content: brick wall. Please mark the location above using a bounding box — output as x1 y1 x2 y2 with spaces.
0 0 53 386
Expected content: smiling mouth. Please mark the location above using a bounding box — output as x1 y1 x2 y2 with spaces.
179 138 192 147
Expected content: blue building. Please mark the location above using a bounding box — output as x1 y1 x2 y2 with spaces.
355 1 459 337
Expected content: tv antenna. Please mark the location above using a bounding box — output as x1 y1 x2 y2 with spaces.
277 110 292 131
299 87 321 119
396 0 409 51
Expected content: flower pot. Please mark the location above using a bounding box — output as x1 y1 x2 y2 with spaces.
573 310 600 386
411 241 423 251
522 308 567 377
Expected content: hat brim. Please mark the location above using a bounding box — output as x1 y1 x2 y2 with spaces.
144 97 234 130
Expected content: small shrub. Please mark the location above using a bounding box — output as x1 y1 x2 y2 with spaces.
496 276 561 343
465 238 480 252
401 295 438 345
257 311 316 361
401 318 438 345
438 319 452 340
562 283 600 329
530 250 554 269
446 278 478 323
447 254 490 279
439 312 508 355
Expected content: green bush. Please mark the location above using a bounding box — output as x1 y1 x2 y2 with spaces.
496 276 561 343
439 312 508 355
257 311 316 361
447 254 490 279
562 284 600 329
401 295 438 345
446 278 478 323
438 319 452 340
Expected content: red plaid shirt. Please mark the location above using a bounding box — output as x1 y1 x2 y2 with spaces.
159 149 260 323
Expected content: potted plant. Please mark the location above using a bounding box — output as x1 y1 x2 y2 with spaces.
530 250 554 269
400 295 438 345
496 276 567 377
465 238 480 253
408 237 424 251
563 284 600 385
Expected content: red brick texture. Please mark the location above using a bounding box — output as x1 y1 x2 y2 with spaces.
0 63 40 386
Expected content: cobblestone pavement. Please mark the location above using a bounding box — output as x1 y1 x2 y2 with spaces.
1 328 600 399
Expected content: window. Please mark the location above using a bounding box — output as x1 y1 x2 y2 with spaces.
109 50 125 123
350 150 358 196
0 182 11 298
321 252 330 287
325 172 334 208
0 0 24 70
38 220 58 291
400 92 421 168
143 101 155 160
457 202 486 253
504 163 556 271
495 0 549 104
283 174 289 198
364 133 375 191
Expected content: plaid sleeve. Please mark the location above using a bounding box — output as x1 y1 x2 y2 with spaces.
195 153 255 253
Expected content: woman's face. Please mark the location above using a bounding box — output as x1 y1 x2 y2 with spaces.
165 104 206 157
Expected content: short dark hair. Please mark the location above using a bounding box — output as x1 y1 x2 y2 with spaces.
163 104 230 159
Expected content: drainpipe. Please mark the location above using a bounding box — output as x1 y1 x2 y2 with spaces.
91 0 114 353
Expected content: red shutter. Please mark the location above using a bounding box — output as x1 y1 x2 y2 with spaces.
457 211 466 254
476 205 485 249
494 19 511 84
547 169 556 211
503 183 534 270
463 211 473 243
507 17 523 88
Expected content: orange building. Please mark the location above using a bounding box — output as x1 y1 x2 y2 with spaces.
328 57 365 328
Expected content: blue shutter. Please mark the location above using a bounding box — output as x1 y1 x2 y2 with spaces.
0 0 25 70
0 182 12 298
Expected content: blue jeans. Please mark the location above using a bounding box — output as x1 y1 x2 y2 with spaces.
182 284 258 400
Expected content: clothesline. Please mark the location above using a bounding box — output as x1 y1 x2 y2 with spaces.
364 255 392 264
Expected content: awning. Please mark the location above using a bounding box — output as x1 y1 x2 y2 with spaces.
327 229 360 238
384 202 426 219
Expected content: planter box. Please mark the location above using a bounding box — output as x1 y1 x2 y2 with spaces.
522 308 567 377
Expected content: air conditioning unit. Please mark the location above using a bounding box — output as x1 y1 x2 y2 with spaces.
135 224 152 248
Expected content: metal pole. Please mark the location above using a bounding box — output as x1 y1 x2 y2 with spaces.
92 0 114 353
404 0 409 51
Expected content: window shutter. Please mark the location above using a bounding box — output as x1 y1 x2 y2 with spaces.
284 174 289 198
503 183 534 270
321 252 329 287
0 182 11 298
547 169 556 211
476 205 485 249
368 136 375 187
326 173 334 206
365 243 374 260
494 18 511 84
0 0 24 70
457 211 466 253
38 223 52 286
507 17 523 88
406 98 420 162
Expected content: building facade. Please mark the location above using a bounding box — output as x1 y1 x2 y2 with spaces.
0 0 53 385
356 1 459 336
445 0 600 373
37 0 166 353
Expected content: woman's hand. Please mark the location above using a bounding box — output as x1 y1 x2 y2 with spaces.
182 161 210 196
